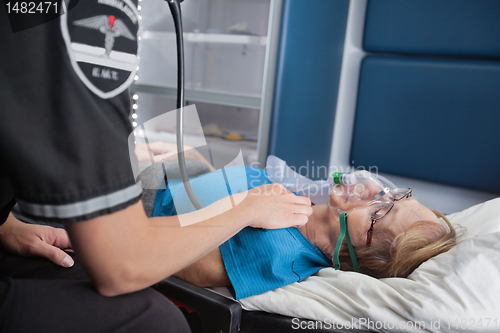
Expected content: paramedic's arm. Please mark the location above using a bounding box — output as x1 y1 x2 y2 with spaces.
0 213 74 267
65 184 312 297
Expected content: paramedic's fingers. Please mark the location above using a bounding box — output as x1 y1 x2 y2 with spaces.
289 200 314 216
29 235 74 268
290 193 313 207
264 183 313 208
247 201 311 229
0 214 74 268
243 184 312 229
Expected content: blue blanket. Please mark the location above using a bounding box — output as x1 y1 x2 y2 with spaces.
153 166 331 299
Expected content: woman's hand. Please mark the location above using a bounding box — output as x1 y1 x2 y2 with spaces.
135 141 215 171
237 183 313 229
0 214 74 267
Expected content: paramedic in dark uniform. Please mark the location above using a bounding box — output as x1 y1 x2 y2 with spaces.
0 1 312 332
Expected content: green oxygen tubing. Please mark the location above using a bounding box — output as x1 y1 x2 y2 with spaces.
333 213 360 272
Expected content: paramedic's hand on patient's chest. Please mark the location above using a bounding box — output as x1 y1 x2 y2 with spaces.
239 183 313 229
64 184 311 296
0 213 74 268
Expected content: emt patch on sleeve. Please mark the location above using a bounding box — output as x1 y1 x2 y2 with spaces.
61 0 140 99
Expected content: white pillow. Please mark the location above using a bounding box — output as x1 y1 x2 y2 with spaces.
238 198 500 332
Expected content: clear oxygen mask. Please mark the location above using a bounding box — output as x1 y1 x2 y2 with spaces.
328 170 397 214
265 155 398 207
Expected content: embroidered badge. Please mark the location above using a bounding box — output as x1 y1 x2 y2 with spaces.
61 0 140 99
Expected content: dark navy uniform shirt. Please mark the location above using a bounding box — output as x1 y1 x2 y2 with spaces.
0 0 141 224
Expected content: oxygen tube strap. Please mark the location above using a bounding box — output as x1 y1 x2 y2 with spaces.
333 213 346 270
333 213 360 272
344 216 360 272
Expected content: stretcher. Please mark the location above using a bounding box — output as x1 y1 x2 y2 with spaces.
154 276 374 333
152 198 500 333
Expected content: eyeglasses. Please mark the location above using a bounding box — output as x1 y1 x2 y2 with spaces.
365 188 412 247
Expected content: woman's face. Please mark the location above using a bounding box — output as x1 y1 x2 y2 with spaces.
329 185 441 249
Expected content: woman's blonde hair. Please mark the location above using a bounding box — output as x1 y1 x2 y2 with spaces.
337 211 459 278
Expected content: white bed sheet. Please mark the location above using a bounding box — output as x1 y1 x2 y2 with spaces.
237 198 500 332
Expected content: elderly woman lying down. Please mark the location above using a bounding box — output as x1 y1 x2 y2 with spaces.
152 164 458 300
